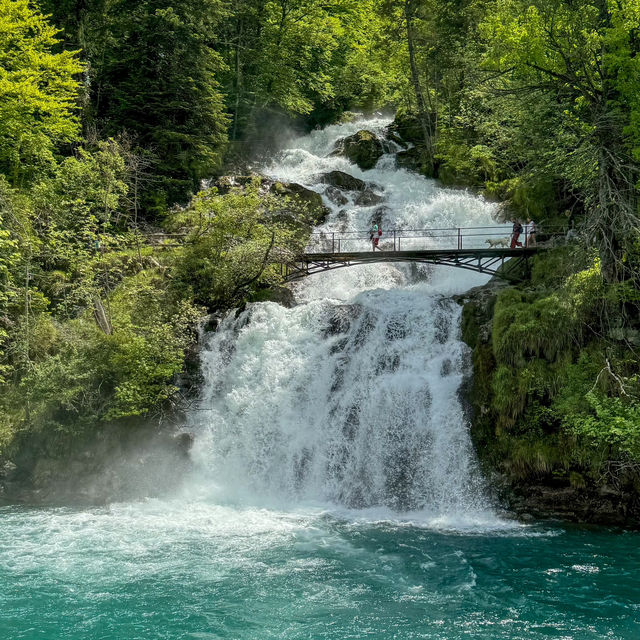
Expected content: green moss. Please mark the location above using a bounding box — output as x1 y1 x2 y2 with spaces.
492 289 574 367
466 247 640 489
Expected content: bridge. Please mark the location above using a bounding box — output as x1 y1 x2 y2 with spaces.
283 225 556 282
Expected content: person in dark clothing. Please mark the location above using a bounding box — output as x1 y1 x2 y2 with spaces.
510 220 523 248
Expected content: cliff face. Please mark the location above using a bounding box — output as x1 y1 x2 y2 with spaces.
457 280 640 528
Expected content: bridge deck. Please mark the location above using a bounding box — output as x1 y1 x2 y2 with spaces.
301 247 538 261
286 247 540 281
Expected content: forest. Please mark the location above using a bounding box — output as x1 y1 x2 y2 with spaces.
1 0 639 497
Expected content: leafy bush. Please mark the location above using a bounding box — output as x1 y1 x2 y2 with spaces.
171 184 311 309
1 269 203 447
567 394 640 459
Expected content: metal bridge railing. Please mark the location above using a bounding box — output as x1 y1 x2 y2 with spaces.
305 225 566 254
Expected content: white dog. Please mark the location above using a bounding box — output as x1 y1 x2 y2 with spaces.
485 238 509 248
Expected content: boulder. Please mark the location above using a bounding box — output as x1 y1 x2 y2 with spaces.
249 286 296 308
387 113 424 146
213 174 260 194
0 460 17 480
332 129 384 170
272 181 322 208
174 432 195 456
323 305 363 337
320 171 366 192
355 188 385 207
214 176 330 222
324 186 349 206
395 147 422 171
387 132 408 149
272 182 330 224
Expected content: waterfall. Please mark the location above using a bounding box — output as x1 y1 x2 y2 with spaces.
188 116 503 524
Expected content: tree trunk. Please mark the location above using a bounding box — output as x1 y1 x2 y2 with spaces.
93 296 113 335
232 15 243 141
404 0 435 172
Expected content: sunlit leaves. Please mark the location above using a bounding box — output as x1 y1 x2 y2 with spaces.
0 0 82 182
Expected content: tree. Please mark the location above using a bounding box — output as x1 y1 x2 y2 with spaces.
0 0 83 184
479 0 639 281
171 183 310 308
217 0 394 141
67 0 230 209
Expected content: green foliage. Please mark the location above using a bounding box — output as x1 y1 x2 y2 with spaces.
0 0 82 183
219 0 397 137
1 268 203 444
1 0 638 496
1 167 312 455
102 272 202 419
473 242 640 487
529 247 586 286
49 0 231 208
171 184 310 309
568 393 640 459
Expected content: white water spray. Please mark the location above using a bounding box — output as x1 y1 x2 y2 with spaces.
188 116 503 525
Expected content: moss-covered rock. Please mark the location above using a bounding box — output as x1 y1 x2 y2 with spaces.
248 286 296 308
332 129 384 170
458 255 640 527
354 187 385 207
387 113 424 145
271 181 330 224
395 147 422 172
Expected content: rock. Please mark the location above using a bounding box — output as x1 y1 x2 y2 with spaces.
0 461 17 480
250 286 296 308
323 305 363 337
174 432 195 456
354 188 385 207
272 181 322 209
320 171 366 192
332 129 384 170
455 281 508 349
387 113 424 145
325 186 348 206
202 314 220 333
271 182 330 224
395 147 422 171
214 176 330 223
598 484 620 498
387 132 408 149
335 209 350 231
214 174 260 194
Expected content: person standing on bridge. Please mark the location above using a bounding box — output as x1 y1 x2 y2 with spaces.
370 223 382 250
526 219 536 247
510 220 523 249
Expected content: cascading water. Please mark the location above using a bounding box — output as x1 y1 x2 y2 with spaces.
3 117 639 640
188 116 503 524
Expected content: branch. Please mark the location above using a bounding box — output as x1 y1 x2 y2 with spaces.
230 231 277 298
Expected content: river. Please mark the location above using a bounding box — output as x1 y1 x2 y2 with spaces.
1 118 639 639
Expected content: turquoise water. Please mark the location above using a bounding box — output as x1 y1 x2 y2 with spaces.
1 502 639 639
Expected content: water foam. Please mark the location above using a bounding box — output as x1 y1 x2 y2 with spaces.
187 116 506 528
